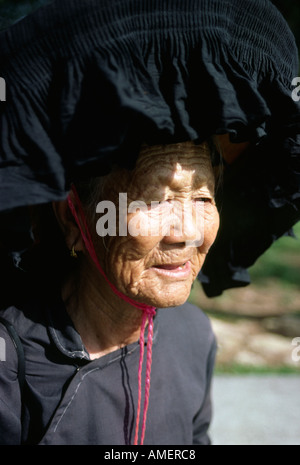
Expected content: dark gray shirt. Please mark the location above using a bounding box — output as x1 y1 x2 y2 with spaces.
0 293 216 445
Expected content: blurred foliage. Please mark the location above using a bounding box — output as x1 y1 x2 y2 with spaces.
249 222 300 289
216 364 300 375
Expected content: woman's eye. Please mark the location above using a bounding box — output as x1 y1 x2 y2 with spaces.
194 197 212 203
145 200 172 211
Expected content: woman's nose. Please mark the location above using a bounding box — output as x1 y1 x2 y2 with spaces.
162 200 204 247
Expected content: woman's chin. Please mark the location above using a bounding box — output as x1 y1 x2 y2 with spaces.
121 273 196 309
135 288 191 309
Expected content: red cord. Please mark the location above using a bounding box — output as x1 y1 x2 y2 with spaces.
67 187 156 445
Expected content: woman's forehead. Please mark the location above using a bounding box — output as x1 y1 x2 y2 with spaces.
100 141 215 198
137 141 210 165
133 141 214 187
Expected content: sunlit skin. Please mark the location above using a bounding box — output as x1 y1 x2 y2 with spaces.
53 141 220 358
95 142 219 306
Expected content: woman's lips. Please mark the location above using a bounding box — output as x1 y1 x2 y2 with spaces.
151 261 192 279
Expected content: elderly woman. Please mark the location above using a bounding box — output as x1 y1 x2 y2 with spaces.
0 0 299 446
1 140 219 445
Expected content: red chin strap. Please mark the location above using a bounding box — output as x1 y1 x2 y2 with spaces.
67 185 156 446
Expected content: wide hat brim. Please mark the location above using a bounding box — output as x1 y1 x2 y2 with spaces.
0 0 299 297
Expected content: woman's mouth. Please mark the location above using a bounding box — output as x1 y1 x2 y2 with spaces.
151 261 192 279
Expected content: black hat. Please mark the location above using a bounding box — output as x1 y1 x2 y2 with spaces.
0 0 299 297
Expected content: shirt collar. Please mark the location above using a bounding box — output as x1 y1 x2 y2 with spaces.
46 292 90 360
46 291 159 362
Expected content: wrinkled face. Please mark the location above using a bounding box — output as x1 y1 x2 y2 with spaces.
89 141 220 308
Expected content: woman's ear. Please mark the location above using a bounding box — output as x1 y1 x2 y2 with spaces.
52 193 84 253
215 134 250 164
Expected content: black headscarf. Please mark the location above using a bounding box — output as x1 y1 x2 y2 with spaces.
0 0 299 297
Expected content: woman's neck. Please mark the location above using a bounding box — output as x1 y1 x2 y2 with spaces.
61 263 143 359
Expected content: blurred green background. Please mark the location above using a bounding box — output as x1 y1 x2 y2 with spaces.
189 223 300 373
0 0 299 373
